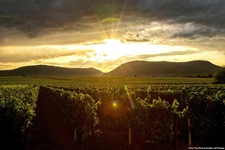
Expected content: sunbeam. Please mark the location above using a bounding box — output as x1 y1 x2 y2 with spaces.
125 85 135 109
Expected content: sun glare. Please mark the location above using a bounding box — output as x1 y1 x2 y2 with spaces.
93 39 126 61
103 39 121 45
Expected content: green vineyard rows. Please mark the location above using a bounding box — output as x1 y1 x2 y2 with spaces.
0 77 224 149
45 83 225 149
0 85 39 149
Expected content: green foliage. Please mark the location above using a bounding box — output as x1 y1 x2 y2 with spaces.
0 85 38 133
1 77 225 147
213 67 225 84
210 91 225 141
133 98 179 144
0 85 39 148
188 92 212 144
39 86 101 143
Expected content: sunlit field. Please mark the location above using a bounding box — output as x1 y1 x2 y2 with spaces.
1 76 224 149
0 76 213 86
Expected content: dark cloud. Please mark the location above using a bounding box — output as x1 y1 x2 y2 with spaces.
138 0 225 27
171 23 225 39
136 0 225 38
0 0 128 37
1 0 225 40
0 0 83 37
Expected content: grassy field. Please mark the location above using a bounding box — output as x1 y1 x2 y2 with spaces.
0 76 213 86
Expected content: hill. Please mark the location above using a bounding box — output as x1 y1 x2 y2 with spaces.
104 60 221 77
0 65 103 77
0 60 221 77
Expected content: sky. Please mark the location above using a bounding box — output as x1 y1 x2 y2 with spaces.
0 0 225 72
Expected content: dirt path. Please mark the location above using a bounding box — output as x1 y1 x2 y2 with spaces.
27 94 75 150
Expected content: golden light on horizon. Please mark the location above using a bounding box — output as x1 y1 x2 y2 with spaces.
0 0 225 72
103 39 121 45
92 39 127 61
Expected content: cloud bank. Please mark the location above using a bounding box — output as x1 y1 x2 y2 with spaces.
0 0 225 71
1 0 225 38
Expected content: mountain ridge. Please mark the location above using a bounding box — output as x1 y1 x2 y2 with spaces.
0 60 221 77
0 65 103 77
104 60 220 77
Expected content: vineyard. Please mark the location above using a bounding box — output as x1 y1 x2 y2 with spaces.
0 77 224 149
0 85 38 149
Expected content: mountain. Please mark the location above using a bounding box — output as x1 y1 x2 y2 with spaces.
0 60 221 77
0 65 103 76
104 60 221 77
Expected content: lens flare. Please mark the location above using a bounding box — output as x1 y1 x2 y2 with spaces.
112 101 117 108
124 85 135 109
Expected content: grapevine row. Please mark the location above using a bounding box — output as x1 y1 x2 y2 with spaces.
0 85 39 149
38 86 101 147
43 84 225 148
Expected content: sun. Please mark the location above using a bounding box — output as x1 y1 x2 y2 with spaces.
103 39 121 45
93 39 126 61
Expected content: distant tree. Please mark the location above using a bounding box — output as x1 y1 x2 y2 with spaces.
213 67 225 84
207 74 213 78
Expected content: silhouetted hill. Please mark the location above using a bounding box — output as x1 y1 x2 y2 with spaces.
0 61 221 77
104 60 221 77
0 65 103 76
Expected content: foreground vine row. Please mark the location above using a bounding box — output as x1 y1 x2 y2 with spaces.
41 84 225 149
0 85 38 149
0 82 224 149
